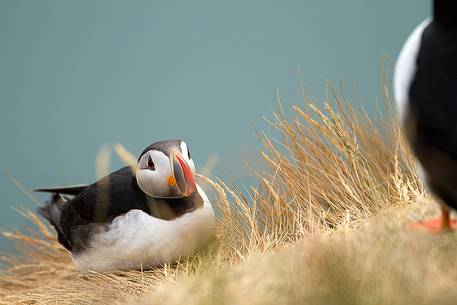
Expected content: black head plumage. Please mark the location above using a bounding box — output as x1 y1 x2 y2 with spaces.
138 139 183 160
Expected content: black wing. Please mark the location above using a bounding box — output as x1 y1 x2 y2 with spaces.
34 184 89 196
58 167 151 251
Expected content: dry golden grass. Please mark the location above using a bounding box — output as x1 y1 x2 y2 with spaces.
138 200 457 305
1 87 450 305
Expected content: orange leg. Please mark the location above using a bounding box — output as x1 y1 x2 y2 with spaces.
408 206 457 232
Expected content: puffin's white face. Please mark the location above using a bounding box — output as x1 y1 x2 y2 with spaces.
136 141 196 198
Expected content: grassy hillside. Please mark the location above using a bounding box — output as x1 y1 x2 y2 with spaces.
2 89 454 305
135 201 457 305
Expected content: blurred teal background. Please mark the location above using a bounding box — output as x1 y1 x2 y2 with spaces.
1 0 427 248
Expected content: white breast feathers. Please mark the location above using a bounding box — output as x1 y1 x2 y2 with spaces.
72 185 215 272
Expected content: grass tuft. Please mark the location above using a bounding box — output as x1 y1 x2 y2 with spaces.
1 89 449 305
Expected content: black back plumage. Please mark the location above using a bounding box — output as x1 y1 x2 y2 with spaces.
434 0 457 28
37 166 203 253
406 5 457 210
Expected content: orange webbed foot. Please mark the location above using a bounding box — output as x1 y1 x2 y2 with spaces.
408 218 457 232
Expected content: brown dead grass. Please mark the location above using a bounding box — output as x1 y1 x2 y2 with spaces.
0 87 437 305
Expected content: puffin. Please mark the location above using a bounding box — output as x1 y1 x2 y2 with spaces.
35 140 215 271
394 0 457 231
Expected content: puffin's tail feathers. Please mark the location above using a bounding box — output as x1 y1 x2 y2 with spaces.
34 184 88 196
37 194 72 250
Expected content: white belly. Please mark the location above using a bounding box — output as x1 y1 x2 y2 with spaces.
72 186 215 272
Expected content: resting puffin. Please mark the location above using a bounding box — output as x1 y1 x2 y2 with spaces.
394 0 457 231
35 140 215 271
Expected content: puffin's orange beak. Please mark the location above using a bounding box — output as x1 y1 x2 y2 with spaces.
171 150 196 197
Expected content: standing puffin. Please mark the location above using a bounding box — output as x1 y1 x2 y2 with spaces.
35 140 215 271
394 0 457 231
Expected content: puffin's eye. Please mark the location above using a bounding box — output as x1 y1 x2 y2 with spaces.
187 148 191 160
147 155 155 170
